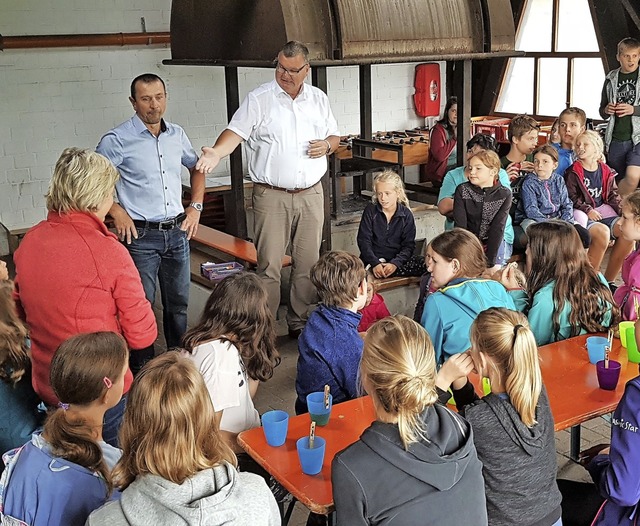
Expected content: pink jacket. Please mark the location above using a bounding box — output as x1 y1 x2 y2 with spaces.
14 211 157 404
358 293 391 332
614 247 640 321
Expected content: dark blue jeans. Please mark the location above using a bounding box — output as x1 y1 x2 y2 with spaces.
126 227 190 349
103 395 127 448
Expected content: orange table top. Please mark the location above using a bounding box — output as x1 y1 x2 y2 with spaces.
238 396 376 514
238 333 638 515
539 334 638 431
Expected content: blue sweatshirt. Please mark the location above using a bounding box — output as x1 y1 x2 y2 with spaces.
357 202 416 269
295 304 363 413
516 172 574 225
0 434 119 526
588 375 640 524
421 278 515 364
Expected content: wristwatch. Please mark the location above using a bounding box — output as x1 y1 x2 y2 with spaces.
189 202 203 212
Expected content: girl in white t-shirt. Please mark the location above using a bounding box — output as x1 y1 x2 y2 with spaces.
182 272 280 455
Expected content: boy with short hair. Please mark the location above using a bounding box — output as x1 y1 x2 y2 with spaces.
501 114 540 208
554 107 587 176
295 251 367 414
600 37 640 196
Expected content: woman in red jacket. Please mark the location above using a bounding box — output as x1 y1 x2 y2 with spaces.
421 96 458 186
13 148 157 446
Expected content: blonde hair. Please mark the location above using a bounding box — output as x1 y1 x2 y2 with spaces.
372 170 409 207
113 352 236 490
574 130 606 163
468 150 501 180
46 148 119 213
361 315 438 449
470 308 542 427
311 251 366 308
428 228 487 279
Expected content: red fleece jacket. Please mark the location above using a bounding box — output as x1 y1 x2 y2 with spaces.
14 211 157 405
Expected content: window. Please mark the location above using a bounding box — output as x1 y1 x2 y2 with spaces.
495 0 605 119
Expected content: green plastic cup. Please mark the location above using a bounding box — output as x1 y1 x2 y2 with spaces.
627 326 640 364
620 321 635 348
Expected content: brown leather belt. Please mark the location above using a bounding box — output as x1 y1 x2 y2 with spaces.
256 182 311 194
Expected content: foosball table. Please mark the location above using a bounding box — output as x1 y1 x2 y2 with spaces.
330 129 431 217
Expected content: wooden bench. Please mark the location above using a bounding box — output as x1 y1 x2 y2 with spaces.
190 224 292 289
374 275 421 291
192 224 292 268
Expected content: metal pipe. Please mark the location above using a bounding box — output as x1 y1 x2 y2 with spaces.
0 32 170 50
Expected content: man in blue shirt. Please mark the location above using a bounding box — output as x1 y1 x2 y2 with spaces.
97 74 203 361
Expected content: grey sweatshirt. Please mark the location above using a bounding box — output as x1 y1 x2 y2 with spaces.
85 461 280 526
457 385 562 526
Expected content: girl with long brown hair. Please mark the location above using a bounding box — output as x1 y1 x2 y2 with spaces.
182 272 280 454
437 308 562 526
86 352 279 525
499 219 618 345
1 332 129 526
0 272 41 465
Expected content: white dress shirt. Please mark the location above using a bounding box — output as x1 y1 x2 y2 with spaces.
227 80 339 190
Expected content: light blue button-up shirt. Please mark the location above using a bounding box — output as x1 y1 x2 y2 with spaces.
97 115 198 221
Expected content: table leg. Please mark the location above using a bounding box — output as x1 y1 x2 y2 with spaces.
570 425 581 461
328 512 335 526
281 497 297 526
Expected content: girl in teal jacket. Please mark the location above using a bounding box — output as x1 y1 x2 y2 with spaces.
499 220 618 345
422 229 515 364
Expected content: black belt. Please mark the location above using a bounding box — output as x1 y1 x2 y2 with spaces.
133 213 186 231
256 182 314 194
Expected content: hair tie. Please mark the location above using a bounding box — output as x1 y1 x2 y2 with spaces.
513 324 523 336
103 377 113 389
58 402 69 411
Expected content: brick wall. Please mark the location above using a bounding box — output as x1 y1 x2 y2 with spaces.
0 0 442 231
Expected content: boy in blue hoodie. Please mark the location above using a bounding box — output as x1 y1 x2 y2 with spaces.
516 144 575 231
295 251 367 414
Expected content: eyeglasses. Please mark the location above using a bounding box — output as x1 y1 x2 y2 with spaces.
275 62 309 76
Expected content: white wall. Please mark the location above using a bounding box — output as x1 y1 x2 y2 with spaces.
0 0 430 230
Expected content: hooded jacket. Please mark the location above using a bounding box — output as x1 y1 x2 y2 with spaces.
600 68 640 149
516 172 574 225
564 161 622 215
588 375 640 525
86 462 279 526
454 385 562 526
331 403 487 526
614 247 640 321
421 278 515 364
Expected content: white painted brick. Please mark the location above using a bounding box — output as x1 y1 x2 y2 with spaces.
7 169 31 184
3 141 27 156
0 210 25 228
14 154 37 169
22 208 46 226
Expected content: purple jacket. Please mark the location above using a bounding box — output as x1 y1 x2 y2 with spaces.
588 375 640 524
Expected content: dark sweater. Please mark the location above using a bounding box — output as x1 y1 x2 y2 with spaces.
452 382 562 526
295 305 363 414
453 182 512 266
332 403 487 526
357 202 416 269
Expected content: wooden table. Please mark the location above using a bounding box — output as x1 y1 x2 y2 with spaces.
238 397 376 520
538 334 637 459
239 334 637 520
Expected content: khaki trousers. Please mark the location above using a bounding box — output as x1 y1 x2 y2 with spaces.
252 182 323 330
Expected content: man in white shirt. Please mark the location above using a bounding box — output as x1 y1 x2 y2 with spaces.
197 41 340 337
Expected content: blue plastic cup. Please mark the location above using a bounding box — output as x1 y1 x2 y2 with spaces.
586 336 609 365
261 410 289 447
296 436 326 475
306 392 333 427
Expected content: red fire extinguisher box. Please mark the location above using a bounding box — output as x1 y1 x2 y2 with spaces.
414 63 441 118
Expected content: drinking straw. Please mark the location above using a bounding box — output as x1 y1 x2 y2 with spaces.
309 421 316 449
324 384 330 409
605 346 610 369
634 296 639 319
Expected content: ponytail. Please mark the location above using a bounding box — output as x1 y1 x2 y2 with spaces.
505 324 542 427
44 409 113 494
471 308 542 428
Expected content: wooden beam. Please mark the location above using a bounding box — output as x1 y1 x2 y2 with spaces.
453 60 472 165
